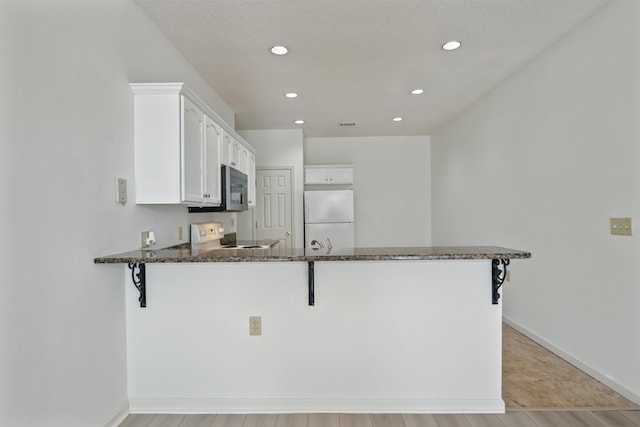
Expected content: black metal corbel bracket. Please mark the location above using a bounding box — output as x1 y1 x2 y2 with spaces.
492 258 510 304
308 261 315 306
128 262 147 308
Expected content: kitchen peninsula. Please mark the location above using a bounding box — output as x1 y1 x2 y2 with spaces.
95 245 530 414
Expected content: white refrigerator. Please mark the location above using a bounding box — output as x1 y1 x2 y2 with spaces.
304 190 355 249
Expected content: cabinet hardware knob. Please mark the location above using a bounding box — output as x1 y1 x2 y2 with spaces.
286 231 291 236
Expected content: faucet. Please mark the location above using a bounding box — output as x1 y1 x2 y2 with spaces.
310 238 333 252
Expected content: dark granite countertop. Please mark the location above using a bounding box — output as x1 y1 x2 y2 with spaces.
94 244 531 264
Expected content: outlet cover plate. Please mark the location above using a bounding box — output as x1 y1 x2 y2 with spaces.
249 316 262 336
610 217 632 236
141 231 151 248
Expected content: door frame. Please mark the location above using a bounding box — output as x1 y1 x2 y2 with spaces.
255 166 296 248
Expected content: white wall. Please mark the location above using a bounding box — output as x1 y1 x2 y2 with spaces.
126 260 503 414
305 136 431 247
0 1 237 425
431 0 640 402
239 130 305 248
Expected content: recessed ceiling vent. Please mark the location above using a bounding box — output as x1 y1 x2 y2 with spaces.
338 122 356 127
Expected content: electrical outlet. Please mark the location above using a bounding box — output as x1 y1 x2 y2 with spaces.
249 316 262 336
610 218 632 236
140 231 156 249
115 178 127 204
178 226 183 241
506 271 511 282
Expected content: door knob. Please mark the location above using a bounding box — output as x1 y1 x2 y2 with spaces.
285 231 291 236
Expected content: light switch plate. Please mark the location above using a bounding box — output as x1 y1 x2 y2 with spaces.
116 178 127 204
610 217 632 236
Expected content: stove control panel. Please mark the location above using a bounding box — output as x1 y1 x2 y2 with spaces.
190 222 225 244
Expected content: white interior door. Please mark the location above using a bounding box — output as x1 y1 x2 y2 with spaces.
256 168 293 249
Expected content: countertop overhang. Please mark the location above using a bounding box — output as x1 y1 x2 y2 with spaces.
94 244 531 264
95 244 531 308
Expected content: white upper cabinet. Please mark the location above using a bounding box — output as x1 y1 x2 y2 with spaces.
220 132 254 176
130 83 254 206
304 165 354 185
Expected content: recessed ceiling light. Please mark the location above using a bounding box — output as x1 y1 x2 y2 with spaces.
442 40 461 51
410 89 424 95
392 117 403 122
285 92 298 98
294 120 305 124
270 45 288 55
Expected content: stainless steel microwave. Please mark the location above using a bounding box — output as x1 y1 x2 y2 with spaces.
188 165 248 213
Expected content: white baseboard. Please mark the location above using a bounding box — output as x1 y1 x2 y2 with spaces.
503 316 640 405
129 397 505 414
103 399 130 427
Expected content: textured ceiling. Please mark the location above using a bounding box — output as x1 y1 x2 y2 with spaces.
134 0 608 137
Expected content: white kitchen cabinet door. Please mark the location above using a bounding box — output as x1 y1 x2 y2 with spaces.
305 167 329 184
203 116 222 204
247 153 256 207
221 130 233 167
237 145 249 174
231 139 241 169
328 166 354 184
181 96 206 203
304 165 354 184
183 98 224 205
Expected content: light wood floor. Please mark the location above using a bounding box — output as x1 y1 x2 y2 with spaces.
120 410 640 427
502 324 636 408
120 324 639 427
